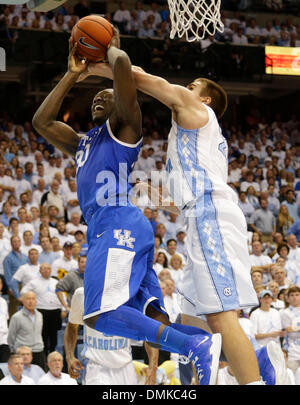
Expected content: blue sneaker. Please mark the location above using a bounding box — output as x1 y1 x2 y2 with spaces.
187 333 222 385
256 341 291 385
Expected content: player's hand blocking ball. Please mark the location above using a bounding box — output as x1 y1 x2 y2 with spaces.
71 15 114 62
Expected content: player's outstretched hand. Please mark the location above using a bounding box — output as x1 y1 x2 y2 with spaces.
76 62 113 82
68 37 89 75
67 357 84 379
108 25 120 49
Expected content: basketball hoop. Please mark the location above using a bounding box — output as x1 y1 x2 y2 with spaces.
167 0 224 42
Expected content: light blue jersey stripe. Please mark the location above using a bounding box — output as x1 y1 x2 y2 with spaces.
176 125 239 311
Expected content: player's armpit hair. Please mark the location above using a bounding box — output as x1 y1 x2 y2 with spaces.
196 78 228 119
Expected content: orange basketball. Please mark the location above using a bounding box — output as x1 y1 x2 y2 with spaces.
71 15 114 63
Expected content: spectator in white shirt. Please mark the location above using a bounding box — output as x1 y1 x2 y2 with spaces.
250 289 285 349
41 180 65 219
245 18 261 42
113 1 132 34
280 286 300 375
163 278 181 323
17 207 35 236
240 171 260 194
32 178 46 208
14 166 32 201
261 20 279 42
56 219 75 246
37 351 77 385
146 2 162 27
158 239 186 266
21 230 42 255
64 179 81 219
134 0 146 24
66 212 87 236
232 26 248 45
0 354 35 385
0 223 11 276
11 248 40 299
267 280 285 310
286 234 300 262
32 161 45 182
134 147 156 179
0 163 15 200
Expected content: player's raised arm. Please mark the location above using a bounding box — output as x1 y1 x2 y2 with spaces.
106 28 142 144
77 62 189 111
32 40 88 157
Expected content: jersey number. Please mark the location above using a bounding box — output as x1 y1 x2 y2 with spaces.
76 143 90 168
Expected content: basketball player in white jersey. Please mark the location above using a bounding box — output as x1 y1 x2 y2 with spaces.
64 287 137 385
77 62 288 385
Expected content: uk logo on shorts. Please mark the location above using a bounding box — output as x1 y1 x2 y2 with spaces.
114 229 135 249
223 287 232 296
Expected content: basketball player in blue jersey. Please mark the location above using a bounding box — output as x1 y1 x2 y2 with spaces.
32 31 223 385
76 56 291 385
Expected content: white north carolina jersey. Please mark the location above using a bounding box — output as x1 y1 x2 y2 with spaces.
166 105 237 210
69 288 132 369
166 105 258 315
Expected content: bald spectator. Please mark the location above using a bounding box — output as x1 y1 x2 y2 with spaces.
8 291 45 370
286 234 300 261
41 180 65 218
37 351 77 385
249 198 276 243
0 354 35 385
273 266 292 291
21 263 63 356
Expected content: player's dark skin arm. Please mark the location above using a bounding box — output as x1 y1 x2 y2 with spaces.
32 40 87 157
106 29 142 145
64 321 84 379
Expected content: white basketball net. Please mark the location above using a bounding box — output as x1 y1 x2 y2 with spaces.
167 0 224 42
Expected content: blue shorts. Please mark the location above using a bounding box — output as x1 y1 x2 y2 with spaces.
83 205 167 320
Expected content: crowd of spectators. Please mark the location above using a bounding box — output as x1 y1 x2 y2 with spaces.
1 0 300 48
1 99 299 383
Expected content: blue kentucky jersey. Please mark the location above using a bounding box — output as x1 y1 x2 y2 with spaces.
75 120 142 224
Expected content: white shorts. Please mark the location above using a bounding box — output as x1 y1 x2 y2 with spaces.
177 198 258 316
85 360 137 385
